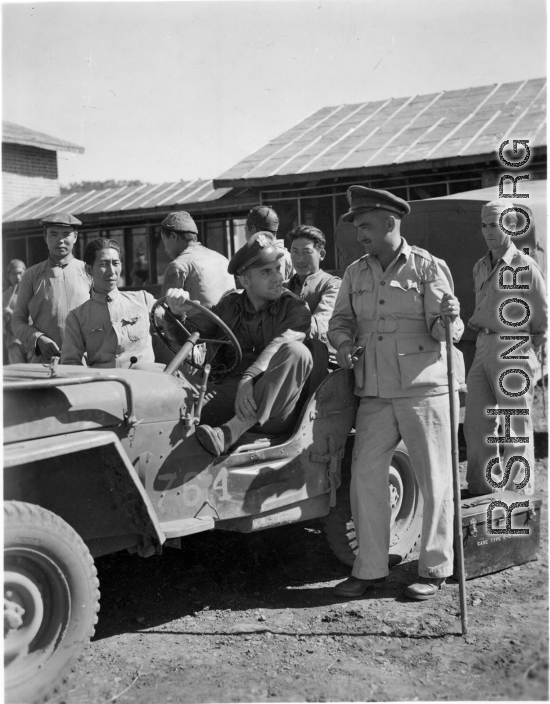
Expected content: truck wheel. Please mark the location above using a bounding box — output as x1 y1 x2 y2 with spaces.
322 448 423 567
4 501 100 704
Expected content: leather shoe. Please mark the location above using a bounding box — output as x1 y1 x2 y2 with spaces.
404 577 446 600
195 424 232 456
334 576 386 598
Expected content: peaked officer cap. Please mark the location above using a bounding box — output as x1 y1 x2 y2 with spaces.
40 212 82 227
228 232 284 276
342 186 411 222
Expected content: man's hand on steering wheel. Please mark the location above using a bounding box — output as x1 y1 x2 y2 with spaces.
152 290 243 377
165 288 193 315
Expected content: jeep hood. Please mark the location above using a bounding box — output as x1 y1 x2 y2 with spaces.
3 364 191 444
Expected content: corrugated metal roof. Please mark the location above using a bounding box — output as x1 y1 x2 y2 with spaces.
2 121 85 154
215 78 546 187
2 179 232 224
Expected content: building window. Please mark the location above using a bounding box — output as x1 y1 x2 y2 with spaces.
27 235 49 267
4 237 28 273
232 218 247 254
300 196 337 270
205 220 227 256
266 200 299 242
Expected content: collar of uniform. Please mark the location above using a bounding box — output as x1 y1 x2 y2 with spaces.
48 257 71 269
481 241 518 269
238 288 286 314
362 237 409 269
91 288 121 304
500 241 519 264
291 269 324 286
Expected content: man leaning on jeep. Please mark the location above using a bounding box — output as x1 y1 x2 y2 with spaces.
328 186 463 602
165 232 313 456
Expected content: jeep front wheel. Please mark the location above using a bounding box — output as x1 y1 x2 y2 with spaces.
4 501 100 704
322 447 423 567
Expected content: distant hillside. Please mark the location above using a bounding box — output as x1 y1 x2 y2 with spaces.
60 180 153 194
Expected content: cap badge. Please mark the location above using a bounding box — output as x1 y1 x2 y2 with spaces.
255 234 268 248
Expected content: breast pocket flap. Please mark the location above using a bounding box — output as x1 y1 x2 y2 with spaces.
389 279 420 292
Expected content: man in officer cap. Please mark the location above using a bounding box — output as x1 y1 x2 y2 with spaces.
165 232 312 456
160 211 235 312
328 186 463 601
12 212 91 363
463 200 547 497
245 205 293 282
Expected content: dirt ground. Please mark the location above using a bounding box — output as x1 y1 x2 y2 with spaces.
57 394 549 704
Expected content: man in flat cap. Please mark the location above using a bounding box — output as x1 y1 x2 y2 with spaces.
328 186 463 601
165 232 312 456
245 205 293 282
463 201 547 498
12 212 91 363
160 211 235 313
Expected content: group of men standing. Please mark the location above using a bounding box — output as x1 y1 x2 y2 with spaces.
4 185 546 603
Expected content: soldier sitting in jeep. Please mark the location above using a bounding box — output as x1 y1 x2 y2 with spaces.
165 232 313 456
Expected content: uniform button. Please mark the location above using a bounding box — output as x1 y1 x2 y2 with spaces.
378 336 383 341
380 281 386 286
379 300 385 304
418 346 424 351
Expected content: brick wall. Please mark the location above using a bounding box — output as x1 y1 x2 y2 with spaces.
2 143 58 178
2 143 60 213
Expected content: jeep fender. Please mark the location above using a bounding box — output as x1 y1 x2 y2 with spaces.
4 429 165 557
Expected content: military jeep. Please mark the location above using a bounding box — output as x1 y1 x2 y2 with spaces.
3 300 423 703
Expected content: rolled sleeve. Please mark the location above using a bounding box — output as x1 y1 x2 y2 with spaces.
422 260 464 343
161 261 187 296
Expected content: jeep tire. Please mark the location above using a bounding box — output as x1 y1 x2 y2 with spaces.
4 501 100 704
322 448 423 567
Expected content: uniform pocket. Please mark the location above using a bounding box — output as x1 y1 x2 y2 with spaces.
396 335 447 390
389 279 423 315
123 315 148 341
351 279 374 317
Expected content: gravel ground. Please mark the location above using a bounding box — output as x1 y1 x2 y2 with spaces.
56 390 548 704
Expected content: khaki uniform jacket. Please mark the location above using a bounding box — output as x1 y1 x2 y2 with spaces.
61 289 156 368
11 258 91 359
162 242 236 314
328 239 464 398
468 242 547 342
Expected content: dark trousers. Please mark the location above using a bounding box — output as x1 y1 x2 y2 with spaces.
199 341 313 434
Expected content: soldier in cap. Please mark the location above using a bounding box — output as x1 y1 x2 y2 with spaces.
463 201 547 498
328 186 463 601
165 232 313 456
160 211 235 313
245 205 294 282
11 212 91 363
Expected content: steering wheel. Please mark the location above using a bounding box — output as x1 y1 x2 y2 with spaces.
151 297 242 378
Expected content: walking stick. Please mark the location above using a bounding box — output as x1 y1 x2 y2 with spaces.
541 346 547 422
445 316 468 636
